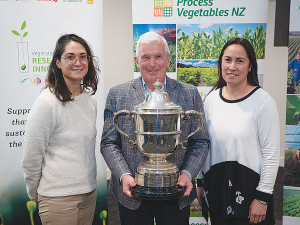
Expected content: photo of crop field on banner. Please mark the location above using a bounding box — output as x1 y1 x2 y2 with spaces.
132 0 269 224
283 0 300 224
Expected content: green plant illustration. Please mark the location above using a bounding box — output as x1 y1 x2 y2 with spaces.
100 210 107 225
26 201 37 225
12 21 28 70
0 215 3 225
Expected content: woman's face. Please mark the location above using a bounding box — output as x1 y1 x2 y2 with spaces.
56 41 89 87
221 44 251 88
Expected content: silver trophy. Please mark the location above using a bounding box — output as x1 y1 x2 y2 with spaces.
113 80 203 199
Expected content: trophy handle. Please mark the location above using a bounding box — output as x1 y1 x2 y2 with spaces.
113 110 136 147
179 110 203 150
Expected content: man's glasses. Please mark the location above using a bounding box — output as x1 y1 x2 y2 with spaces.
61 54 90 65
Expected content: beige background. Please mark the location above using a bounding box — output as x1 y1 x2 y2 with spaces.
103 0 287 179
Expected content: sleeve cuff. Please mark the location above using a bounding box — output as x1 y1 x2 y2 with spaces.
255 190 272 203
119 173 132 184
181 170 192 180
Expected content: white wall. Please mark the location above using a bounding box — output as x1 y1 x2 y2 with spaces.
103 0 133 179
264 0 287 167
103 0 287 181
103 0 133 98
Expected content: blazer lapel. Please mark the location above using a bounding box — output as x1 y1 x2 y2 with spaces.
166 76 180 105
131 77 146 106
130 76 179 107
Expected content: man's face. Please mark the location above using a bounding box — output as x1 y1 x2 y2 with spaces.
134 41 170 90
296 54 300 60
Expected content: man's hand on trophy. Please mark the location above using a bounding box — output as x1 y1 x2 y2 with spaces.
122 174 137 198
178 172 193 197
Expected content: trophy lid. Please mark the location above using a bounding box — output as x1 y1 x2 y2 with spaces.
134 80 182 114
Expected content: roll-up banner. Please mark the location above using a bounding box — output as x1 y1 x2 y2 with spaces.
0 1 107 225
284 0 300 224
132 0 269 224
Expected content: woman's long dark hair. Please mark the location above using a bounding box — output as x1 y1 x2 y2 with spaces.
207 37 260 96
46 34 99 103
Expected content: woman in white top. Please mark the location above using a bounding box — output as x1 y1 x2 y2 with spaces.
197 37 280 225
22 34 99 225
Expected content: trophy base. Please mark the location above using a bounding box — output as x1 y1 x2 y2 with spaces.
131 185 184 200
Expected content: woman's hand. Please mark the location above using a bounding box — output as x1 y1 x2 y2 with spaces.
196 186 203 207
248 199 267 224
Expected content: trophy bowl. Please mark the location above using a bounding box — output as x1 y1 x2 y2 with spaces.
113 80 203 200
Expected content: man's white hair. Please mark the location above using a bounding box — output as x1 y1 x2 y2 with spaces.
136 32 170 59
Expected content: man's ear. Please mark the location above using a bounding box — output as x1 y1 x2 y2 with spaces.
134 56 140 69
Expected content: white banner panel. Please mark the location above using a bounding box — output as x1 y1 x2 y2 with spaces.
133 0 268 99
0 1 106 225
133 0 268 24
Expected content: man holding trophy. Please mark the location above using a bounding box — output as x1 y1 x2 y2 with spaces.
100 32 210 225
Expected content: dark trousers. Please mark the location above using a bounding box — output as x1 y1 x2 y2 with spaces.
118 199 190 225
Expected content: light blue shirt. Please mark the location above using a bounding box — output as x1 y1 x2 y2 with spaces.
141 77 166 97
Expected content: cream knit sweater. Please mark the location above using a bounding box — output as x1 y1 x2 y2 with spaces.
22 88 97 201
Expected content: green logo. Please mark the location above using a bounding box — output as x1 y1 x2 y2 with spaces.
164 7 173 17
19 75 31 86
154 0 173 17
12 21 29 73
154 0 163 7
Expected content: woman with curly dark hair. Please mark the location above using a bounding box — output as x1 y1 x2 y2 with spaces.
47 33 98 102
22 34 100 225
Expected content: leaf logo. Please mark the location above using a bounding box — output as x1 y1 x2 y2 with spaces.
12 21 28 71
12 21 28 40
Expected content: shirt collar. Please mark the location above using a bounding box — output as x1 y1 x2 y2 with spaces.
141 77 166 97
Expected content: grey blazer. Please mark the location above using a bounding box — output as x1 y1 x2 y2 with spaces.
100 76 210 210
